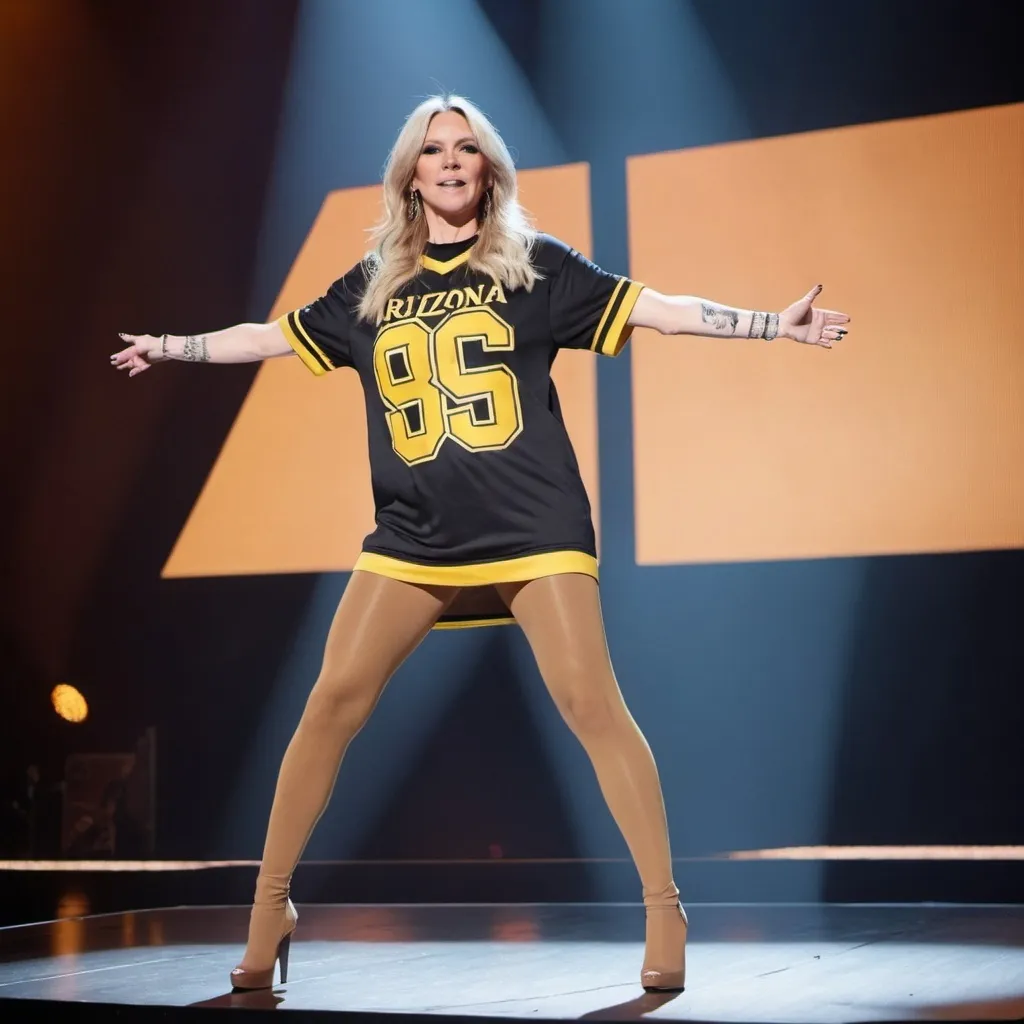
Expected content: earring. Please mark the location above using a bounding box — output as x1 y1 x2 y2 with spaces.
482 188 493 220
407 187 421 221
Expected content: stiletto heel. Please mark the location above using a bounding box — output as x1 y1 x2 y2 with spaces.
278 932 292 985
230 898 298 991
640 883 687 992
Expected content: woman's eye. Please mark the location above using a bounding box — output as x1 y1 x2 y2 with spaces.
422 145 440 154
461 145 479 154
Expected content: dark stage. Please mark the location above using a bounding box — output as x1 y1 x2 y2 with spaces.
3 2 1022 1022
2 898 1023 1022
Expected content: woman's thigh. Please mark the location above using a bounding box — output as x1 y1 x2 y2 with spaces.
314 570 460 697
496 574 623 716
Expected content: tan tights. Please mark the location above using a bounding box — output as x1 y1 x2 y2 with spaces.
241 571 680 977
495 575 675 897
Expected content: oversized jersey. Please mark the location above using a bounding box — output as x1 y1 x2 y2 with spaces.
278 233 643 627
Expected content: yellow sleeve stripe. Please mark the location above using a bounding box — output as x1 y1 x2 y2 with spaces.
277 310 335 376
290 309 338 371
590 278 645 357
590 279 624 353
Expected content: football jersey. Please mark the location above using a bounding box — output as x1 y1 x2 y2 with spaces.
278 233 643 627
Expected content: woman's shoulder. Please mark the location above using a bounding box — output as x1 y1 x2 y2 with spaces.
529 233 576 275
326 258 373 301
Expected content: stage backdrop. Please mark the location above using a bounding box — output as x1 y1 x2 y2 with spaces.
165 104 1022 573
1 1 1021 901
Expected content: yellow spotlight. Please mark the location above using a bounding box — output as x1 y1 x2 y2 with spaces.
51 684 88 723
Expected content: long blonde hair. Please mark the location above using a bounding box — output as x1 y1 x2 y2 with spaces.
357 94 539 324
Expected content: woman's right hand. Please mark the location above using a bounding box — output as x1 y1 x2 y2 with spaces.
111 333 164 377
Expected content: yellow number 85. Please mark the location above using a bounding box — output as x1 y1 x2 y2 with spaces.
372 306 523 466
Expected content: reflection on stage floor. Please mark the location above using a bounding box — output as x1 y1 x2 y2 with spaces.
1 902 1023 1022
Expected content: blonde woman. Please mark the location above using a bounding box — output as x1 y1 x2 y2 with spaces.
113 94 850 993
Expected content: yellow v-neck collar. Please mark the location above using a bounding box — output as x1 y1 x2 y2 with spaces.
420 246 474 275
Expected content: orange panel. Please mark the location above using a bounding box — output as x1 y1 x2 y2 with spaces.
163 186 380 577
519 164 601 547
163 165 599 576
628 103 1024 564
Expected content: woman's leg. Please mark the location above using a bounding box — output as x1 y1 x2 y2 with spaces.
238 571 457 973
496 573 686 990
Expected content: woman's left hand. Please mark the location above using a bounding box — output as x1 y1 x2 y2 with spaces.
779 284 850 348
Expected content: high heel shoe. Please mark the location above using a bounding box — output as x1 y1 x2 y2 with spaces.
640 882 687 991
230 898 298 990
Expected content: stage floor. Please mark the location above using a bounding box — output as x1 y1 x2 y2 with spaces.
1 903 1023 1022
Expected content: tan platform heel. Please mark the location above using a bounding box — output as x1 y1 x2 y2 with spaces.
640 882 687 991
229 898 298 990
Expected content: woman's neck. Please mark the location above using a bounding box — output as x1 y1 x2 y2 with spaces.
423 209 479 245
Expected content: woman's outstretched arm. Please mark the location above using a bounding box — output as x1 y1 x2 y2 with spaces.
111 321 293 377
628 284 850 349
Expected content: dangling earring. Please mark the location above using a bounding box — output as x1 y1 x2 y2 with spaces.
481 188 493 220
407 187 421 221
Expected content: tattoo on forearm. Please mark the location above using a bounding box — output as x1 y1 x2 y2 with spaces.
701 302 739 334
182 335 210 362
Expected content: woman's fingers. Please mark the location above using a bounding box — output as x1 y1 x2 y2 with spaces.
112 335 154 376
789 309 848 348
111 347 138 366
112 335 136 362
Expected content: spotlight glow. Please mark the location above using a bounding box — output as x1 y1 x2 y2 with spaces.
51 684 88 723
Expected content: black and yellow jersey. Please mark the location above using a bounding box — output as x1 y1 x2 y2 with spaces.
278 233 644 628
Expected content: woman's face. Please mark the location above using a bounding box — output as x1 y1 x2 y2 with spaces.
412 111 489 225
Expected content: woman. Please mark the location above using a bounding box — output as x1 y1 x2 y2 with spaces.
113 94 850 993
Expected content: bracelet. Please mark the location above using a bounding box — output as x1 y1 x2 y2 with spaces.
161 334 168 359
749 311 767 339
765 312 779 342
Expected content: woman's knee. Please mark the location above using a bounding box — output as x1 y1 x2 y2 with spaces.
304 667 384 732
548 665 625 737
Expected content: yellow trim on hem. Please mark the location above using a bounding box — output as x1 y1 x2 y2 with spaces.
420 248 473 274
353 549 599 587
433 617 516 630
600 280 645 356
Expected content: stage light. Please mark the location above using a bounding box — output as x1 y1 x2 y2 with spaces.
51 683 88 723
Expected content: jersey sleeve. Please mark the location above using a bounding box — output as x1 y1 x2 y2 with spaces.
276 265 363 375
546 239 645 357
